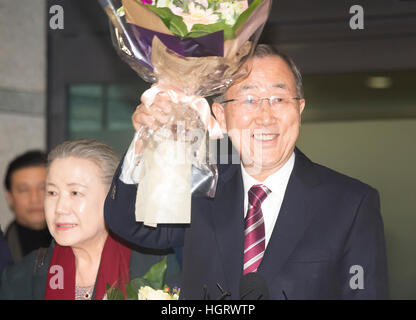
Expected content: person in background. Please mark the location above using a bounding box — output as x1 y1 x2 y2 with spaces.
3 151 51 263
0 139 180 300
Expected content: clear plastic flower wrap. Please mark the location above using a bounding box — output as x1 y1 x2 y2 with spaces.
98 0 272 226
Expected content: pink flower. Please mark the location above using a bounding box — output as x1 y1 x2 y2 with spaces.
141 0 153 4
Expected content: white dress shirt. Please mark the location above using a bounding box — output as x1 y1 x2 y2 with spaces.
241 152 295 249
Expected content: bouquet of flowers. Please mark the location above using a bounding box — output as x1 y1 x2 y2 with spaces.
106 257 180 300
98 0 272 227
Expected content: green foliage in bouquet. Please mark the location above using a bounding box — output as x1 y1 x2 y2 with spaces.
106 257 167 300
146 6 189 38
188 22 234 39
142 0 265 40
232 0 263 32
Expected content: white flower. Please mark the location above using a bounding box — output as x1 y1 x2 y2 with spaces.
169 4 184 16
180 2 220 32
171 293 180 300
138 286 175 300
218 1 248 26
219 3 235 25
156 0 169 7
156 0 184 15
194 0 209 9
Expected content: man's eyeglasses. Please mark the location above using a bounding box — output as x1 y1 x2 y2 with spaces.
220 95 302 111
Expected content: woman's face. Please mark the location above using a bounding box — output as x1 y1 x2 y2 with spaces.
45 157 108 248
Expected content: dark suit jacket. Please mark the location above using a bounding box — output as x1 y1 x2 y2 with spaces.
0 230 13 285
3 221 23 263
0 239 181 299
104 147 389 300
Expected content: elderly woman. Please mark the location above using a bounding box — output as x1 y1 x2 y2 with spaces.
0 139 180 300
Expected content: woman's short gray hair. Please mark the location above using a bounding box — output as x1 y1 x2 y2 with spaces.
47 139 120 187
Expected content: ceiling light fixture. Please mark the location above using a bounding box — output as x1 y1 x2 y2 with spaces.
365 76 393 89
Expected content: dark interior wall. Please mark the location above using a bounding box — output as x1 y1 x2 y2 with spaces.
47 0 140 150
264 0 416 73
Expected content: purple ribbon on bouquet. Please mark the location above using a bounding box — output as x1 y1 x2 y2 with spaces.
128 23 225 63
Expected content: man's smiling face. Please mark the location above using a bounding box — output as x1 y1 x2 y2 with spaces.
213 55 305 181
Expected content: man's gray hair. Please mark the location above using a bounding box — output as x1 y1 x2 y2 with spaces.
253 44 303 99
214 44 304 102
48 139 120 187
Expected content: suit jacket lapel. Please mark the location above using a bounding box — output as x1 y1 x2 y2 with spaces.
258 148 320 284
211 163 245 297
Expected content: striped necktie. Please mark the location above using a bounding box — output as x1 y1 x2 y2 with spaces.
243 184 271 275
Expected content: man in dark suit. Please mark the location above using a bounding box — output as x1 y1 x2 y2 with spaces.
3 151 51 262
104 45 388 299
